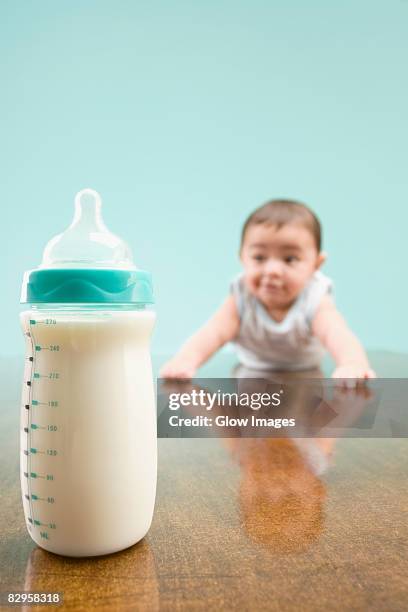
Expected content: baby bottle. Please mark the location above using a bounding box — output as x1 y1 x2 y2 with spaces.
19 189 156 557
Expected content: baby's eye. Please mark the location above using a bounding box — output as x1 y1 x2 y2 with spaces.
253 254 266 262
284 255 299 264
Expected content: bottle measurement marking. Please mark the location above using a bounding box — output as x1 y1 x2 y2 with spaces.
30 423 58 431
35 345 60 352
24 424 58 434
25 424 57 432
27 518 56 529
24 319 37 525
25 448 58 456
30 494 55 504
33 372 60 379
24 471 54 480
30 319 57 326
22 318 60 538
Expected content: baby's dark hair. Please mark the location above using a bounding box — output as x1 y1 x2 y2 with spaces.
240 199 322 252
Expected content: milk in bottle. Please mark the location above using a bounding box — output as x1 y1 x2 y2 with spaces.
19 189 156 557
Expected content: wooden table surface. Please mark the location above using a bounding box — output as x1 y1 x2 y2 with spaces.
0 352 407 611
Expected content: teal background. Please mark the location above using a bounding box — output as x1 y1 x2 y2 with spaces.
1 0 407 357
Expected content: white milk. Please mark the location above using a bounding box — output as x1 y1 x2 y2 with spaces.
20 308 156 557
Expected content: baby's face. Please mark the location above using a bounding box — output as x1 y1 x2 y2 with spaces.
240 222 324 311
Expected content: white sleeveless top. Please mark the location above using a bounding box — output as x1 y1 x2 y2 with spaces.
230 271 333 371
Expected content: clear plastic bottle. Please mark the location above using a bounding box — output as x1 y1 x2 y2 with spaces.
19 189 156 557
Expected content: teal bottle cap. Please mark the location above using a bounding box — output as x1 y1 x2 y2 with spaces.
21 268 153 304
20 189 154 305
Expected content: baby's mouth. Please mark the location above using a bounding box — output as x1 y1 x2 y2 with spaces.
260 282 284 293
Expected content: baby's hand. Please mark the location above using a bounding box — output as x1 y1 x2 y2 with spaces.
332 364 376 388
159 357 197 380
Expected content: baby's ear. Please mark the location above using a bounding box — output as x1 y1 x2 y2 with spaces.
316 251 327 270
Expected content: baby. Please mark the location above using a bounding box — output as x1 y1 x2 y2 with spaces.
160 199 375 381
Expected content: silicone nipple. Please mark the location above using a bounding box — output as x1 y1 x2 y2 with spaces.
40 189 136 270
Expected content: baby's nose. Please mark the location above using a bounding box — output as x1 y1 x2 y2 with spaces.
264 258 283 276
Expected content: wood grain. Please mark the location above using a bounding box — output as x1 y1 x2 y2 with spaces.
0 353 407 611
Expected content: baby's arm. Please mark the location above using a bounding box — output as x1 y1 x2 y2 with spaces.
312 295 376 383
160 295 240 379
